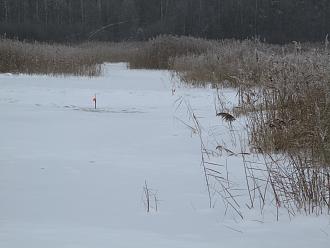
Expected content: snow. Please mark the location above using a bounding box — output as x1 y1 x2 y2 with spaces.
0 63 329 247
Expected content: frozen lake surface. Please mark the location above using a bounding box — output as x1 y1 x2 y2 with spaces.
0 63 329 247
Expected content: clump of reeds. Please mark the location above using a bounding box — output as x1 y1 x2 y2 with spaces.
244 48 330 214
173 38 330 167
173 39 279 87
0 37 145 76
246 48 330 164
78 41 142 64
173 38 330 215
0 38 103 76
260 151 330 216
128 35 215 69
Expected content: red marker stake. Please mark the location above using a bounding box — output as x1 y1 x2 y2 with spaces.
92 95 96 109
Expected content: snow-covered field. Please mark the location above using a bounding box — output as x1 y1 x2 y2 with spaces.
0 63 329 247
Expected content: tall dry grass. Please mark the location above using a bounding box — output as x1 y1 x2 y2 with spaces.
172 39 330 166
244 49 330 214
173 39 281 86
1 35 328 214
78 41 142 65
0 35 216 75
0 38 141 76
173 38 330 214
0 38 100 76
128 35 214 69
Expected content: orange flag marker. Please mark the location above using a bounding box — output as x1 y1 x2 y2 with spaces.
92 95 96 109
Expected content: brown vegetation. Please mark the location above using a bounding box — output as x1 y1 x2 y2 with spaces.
0 38 140 76
172 37 330 214
1 35 329 213
0 38 99 76
127 35 214 69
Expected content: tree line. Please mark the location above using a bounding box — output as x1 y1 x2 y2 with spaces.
0 0 329 43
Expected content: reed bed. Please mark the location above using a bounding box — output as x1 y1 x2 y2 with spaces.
0 38 98 76
173 38 330 215
1 35 329 214
127 35 215 69
0 38 140 76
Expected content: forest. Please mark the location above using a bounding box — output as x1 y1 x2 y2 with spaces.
0 0 329 43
